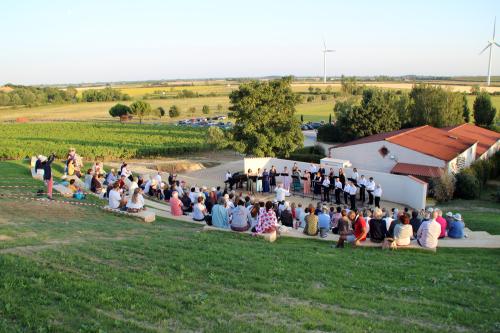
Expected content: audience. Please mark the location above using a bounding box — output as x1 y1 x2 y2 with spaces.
192 196 208 222
170 192 184 216
231 200 250 232
303 204 319 236
410 210 422 238
318 206 330 238
254 201 277 234
392 213 413 247
435 209 448 239
336 210 367 248
416 211 441 249
368 208 386 243
212 197 230 229
126 188 145 213
448 213 465 239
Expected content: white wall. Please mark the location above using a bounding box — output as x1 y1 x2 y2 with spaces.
479 140 500 160
447 143 477 173
330 141 446 173
244 157 428 210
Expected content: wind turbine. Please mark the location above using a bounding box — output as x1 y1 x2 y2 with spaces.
322 39 335 83
479 17 500 86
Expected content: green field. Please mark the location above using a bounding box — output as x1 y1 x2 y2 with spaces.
0 122 211 160
0 161 498 332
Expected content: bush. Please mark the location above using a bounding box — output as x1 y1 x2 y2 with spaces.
169 105 180 118
287 145 326 163
320 94 327 101
306 96 314 103
317 124 345 142
432 172 455 202
455 169 480 199
202 105 210 114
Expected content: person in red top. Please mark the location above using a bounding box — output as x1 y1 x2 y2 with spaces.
335 210 367 248
435 208 447 239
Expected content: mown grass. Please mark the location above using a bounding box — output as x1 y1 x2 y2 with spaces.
0 161 499 332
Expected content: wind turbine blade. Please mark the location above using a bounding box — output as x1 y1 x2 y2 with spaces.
495 42 500 48
479 43 491 55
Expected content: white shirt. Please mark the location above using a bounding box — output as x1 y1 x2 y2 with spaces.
121 166 131 177
154 174 162 185
126 194 144 209
358 178 367 187
225 172 231 181
108 189 121 209
322 178 330 187
275 187 289 202
366 181 375 191
373 187 382 197
417 220 441 249
344 184 351 193
128 182 138 199
189 191 199 204
309 165 317 173
144 180 152 194
349 185 357 195
193 203 206 220
352 171 359 181
335 180 343 189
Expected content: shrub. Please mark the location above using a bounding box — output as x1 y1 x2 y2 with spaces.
317 124 345 142
432 172 455 202
473 92 497 127
287 145 326 163
306 96 314 103
202 105 210 114
320 94 327 101
169 105 180 118
454 169 480 199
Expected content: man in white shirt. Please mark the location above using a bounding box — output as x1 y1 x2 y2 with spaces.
309 164 317 174
108 183 125 209
189 187 200 204
358 175 367 203
322 176 330 202
350 168 359 185
416 211 441 249
275 183 289 203
373 184 382 208
348 181 357 210
343 182 351 205
154 172 162 186
366 177 375 205
334 178 343 204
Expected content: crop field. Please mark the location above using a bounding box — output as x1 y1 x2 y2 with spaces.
117 84 236 98
0 161 499 332
0 122 211 160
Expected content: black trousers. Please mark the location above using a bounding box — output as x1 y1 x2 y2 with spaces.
368 190 374 205
344 191 349 204
335 189 341 204
375 196 380 208
322 186 330 202
350 194 356 211
359 185 365 202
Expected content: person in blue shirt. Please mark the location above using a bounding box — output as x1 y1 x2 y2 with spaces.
318 206 331 238
448 213 465 239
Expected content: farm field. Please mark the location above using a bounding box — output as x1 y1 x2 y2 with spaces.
0 161 499 332
0 122 211 160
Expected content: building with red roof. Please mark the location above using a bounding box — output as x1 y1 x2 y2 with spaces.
445 123 500 160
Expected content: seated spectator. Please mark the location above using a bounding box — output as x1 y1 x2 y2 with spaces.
448 213 465 239
368 208 386 243
231 200 250 232
181 192 192 213
91 174 102 194
248 203 260 230
126 188 145 213
416 211 441 249
392 213 413 247
336 210 367 248
163 185 172 202
318 206 331 238
383 210 396 238
303 204 319 236
336 209 351 240
206 188 217 214
435 209 447 239
331 206 342 234
128 177 138 200
280 202 294 227
68 179 79 193
105 168 116 185
108 183 126 210
84 169 93 189
212 197 230 229
253 201 277 234
445 211 454 231
295 203 305 229
410 210 422 238
192 196 208 222
169 191 184 216
117 175 128 190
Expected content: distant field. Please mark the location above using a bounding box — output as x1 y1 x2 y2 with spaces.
117 85 237 98
0 122 210 160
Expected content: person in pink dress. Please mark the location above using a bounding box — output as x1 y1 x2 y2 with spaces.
435 208 448 239
170 191 184 216
253 201 277 234
303 171 311 195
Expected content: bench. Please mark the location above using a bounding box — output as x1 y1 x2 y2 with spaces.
103 206 156 223
203 225 277 242
356 240 436 252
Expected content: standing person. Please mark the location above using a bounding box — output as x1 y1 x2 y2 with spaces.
338 168 346 189
270 166 278 192
43 153 56 200
334 177 343 205
292 167 301 193
349 168 359 185
262 168 270 193
246 168 254 193
373 184 382 208
275 184 289 203
303 171 311 196
416 211 441 249
313 172 322 199
256 168 263 193
322 175 330 202
366 177 375 205
282 166 291 192
358 175 367 203
343 181 351 205
348 181 357 211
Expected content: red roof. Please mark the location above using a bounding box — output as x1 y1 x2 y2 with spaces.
391 162 444 178
335 125 477 161
446 123 500 158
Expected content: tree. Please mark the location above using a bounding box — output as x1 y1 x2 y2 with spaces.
207 126 228 150
328 113 332 124
108 103 131 120
216 104 223 112
188 106 196 115
409 84 464 128
470 84 481 95
308 86 314 94
229 76 303 157
300 114 304 123
169 105 180 118
202 105 210 114
129 100 152 124
314 87 321 95
473 92 497 127
462 94 470 123
156 106 165 119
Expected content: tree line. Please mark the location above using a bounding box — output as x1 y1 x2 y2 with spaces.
318 84 497 142
0 85 130 107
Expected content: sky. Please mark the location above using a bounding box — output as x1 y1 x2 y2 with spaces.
1 0 500 85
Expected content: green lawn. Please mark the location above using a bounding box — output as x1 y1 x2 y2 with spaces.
0 161 499 332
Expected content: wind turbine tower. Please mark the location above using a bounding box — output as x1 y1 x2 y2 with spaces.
479 17 500 86
322 40 335 83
